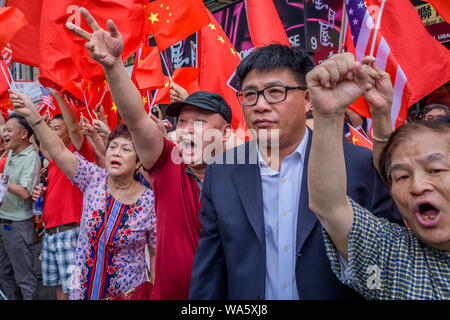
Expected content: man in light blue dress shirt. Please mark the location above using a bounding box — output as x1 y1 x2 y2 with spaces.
258 129 309 299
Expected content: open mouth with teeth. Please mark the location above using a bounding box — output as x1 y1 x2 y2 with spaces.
3 137 10 144
416 202 441 227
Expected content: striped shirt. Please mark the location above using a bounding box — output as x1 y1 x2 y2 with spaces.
323 199 450 300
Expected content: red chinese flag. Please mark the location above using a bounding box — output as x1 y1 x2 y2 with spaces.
424 0 450 23
346 123 373 151
198 11 248 133
39 1 146 90
151 68 200 105
102 91 119 129
5 0 41 67
134 46 165 90
145 0 209 51
0 7 28 52
245 0 290 49
153 76 172 105
60 81 85 104
0 93 13 118
172 67 200 95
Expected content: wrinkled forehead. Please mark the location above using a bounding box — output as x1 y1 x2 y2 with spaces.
390 131 450 165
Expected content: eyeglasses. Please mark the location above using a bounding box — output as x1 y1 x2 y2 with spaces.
236 84 307 107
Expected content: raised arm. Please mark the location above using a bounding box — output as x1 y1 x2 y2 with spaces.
361 56 394 174
65 8 163 170
49 88 84 150
9 91 78 180
306 53 372 259
94 103 110 129
92 119 110 148
80 115 106 168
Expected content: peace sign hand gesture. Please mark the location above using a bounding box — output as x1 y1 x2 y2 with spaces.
65 7 123 69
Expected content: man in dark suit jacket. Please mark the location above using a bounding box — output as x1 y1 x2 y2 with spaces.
189 45 402 300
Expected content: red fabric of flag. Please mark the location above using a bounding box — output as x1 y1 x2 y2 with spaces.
345 0 450 128
198 11 248 133
0 6 28 52
424 0 450 23
39 0 146 91
172 67 200 95
245 0 290 49
0 59 11 98
5 0 41 67
134 46 165 90
101 91 119 129
346 123 373 150
60 81 85 103
145 0 209 51
344 22 372 119
151 68 200 106
0 93 12 118
153 76 172 105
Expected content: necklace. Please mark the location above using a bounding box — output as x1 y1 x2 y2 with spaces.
108 181 134 202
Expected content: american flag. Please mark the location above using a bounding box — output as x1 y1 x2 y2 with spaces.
1 43 13 67
344 0 407 128
37 87 56 114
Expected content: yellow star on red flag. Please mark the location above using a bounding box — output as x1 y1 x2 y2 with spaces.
145 0 210 51
148 12 159 24
111 102 118 113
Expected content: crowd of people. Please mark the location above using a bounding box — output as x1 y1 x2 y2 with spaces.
0 8 449 300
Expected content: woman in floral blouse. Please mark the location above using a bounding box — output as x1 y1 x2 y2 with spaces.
10 91 156 300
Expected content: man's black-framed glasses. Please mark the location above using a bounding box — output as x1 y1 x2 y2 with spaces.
236 84 307 107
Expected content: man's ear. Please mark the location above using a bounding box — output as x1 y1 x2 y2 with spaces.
223 123 232 143
304 90 313 113
21 129 29 141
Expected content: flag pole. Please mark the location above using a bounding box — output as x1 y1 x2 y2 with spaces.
98 89 106 106
147 89 158 114
369 0 386 57
338 0 347 54
160 52 173 85
82 91 96 121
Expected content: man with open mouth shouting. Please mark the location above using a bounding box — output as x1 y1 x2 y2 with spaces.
65 8 232 300
307 52 450 299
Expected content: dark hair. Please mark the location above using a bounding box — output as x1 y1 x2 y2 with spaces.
8 112 33 137
52 114 64 121
422 104 450 120
236 44 315 88
378 120 450 187
107 122 139 163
